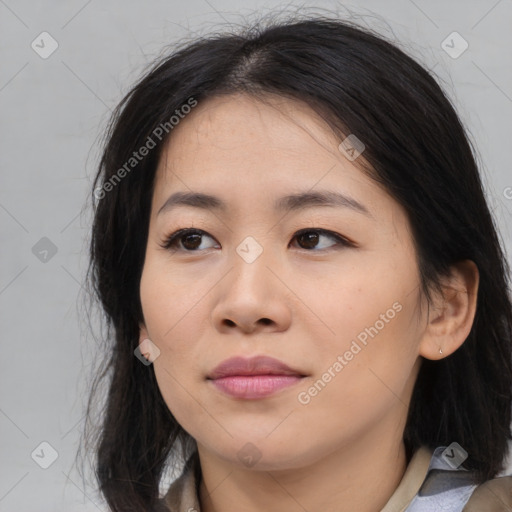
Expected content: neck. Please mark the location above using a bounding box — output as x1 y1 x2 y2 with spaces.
198 423 408 512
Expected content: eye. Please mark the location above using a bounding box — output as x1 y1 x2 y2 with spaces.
289 228 352 251
160 228 218 252
160 227 353 253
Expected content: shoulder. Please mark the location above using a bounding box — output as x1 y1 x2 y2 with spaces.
405 446 512 512
462 475 512 511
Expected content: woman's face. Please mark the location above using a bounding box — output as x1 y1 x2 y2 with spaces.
139 93 429 470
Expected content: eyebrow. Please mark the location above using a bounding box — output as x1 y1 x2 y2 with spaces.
157 190 373 218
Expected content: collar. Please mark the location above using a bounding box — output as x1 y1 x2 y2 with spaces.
380 445 434 511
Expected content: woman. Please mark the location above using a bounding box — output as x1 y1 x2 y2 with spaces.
84 13 512 512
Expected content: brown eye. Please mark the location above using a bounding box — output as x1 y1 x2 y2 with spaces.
180 232 202 250
291 229 351 251
296 231 320 249
161 229 217 252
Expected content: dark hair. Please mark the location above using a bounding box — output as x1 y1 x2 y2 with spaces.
83 11 512 512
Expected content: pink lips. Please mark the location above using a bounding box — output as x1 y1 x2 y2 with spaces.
207 355 305 399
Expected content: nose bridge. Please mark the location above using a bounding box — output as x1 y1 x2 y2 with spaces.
213 235 279 320
229 234 273 295
235 233 267 266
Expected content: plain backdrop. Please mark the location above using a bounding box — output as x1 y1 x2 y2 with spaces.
1 0 511 510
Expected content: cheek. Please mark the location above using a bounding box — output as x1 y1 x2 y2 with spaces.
140 256 206 344
150 324 208 435
140 263 207 399
302 294 422 419
152 362 207 442
297 263 423 411
302 263 412 355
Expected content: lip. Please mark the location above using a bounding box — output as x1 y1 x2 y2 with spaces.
208 355 304 379
207 355 306 399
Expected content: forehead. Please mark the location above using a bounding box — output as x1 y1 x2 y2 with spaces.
156 93 370 189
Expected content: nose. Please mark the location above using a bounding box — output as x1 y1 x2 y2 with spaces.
211 246 292 335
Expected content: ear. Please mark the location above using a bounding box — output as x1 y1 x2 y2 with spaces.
419 260 479 360
137 323 161 363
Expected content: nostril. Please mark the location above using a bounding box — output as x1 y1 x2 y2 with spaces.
222 318 272 328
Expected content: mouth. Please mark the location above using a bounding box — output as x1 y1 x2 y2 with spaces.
207 355 307 400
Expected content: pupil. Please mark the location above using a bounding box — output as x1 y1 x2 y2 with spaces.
301 232 318 248
183 233 201 249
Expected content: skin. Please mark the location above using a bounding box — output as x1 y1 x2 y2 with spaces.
139 93 479 512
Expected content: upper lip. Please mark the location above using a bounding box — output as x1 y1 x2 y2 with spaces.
207 355 305 379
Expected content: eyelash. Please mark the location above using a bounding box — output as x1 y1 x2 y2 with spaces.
159 227 354 253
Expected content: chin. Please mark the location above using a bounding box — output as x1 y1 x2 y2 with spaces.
204 437 318 472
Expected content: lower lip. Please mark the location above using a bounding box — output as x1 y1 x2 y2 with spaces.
209 375 303 399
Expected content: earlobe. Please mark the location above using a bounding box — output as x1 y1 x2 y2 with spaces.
136 323 161 363
419 260 479 360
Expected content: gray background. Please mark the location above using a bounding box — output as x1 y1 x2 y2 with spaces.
1 0 511 510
